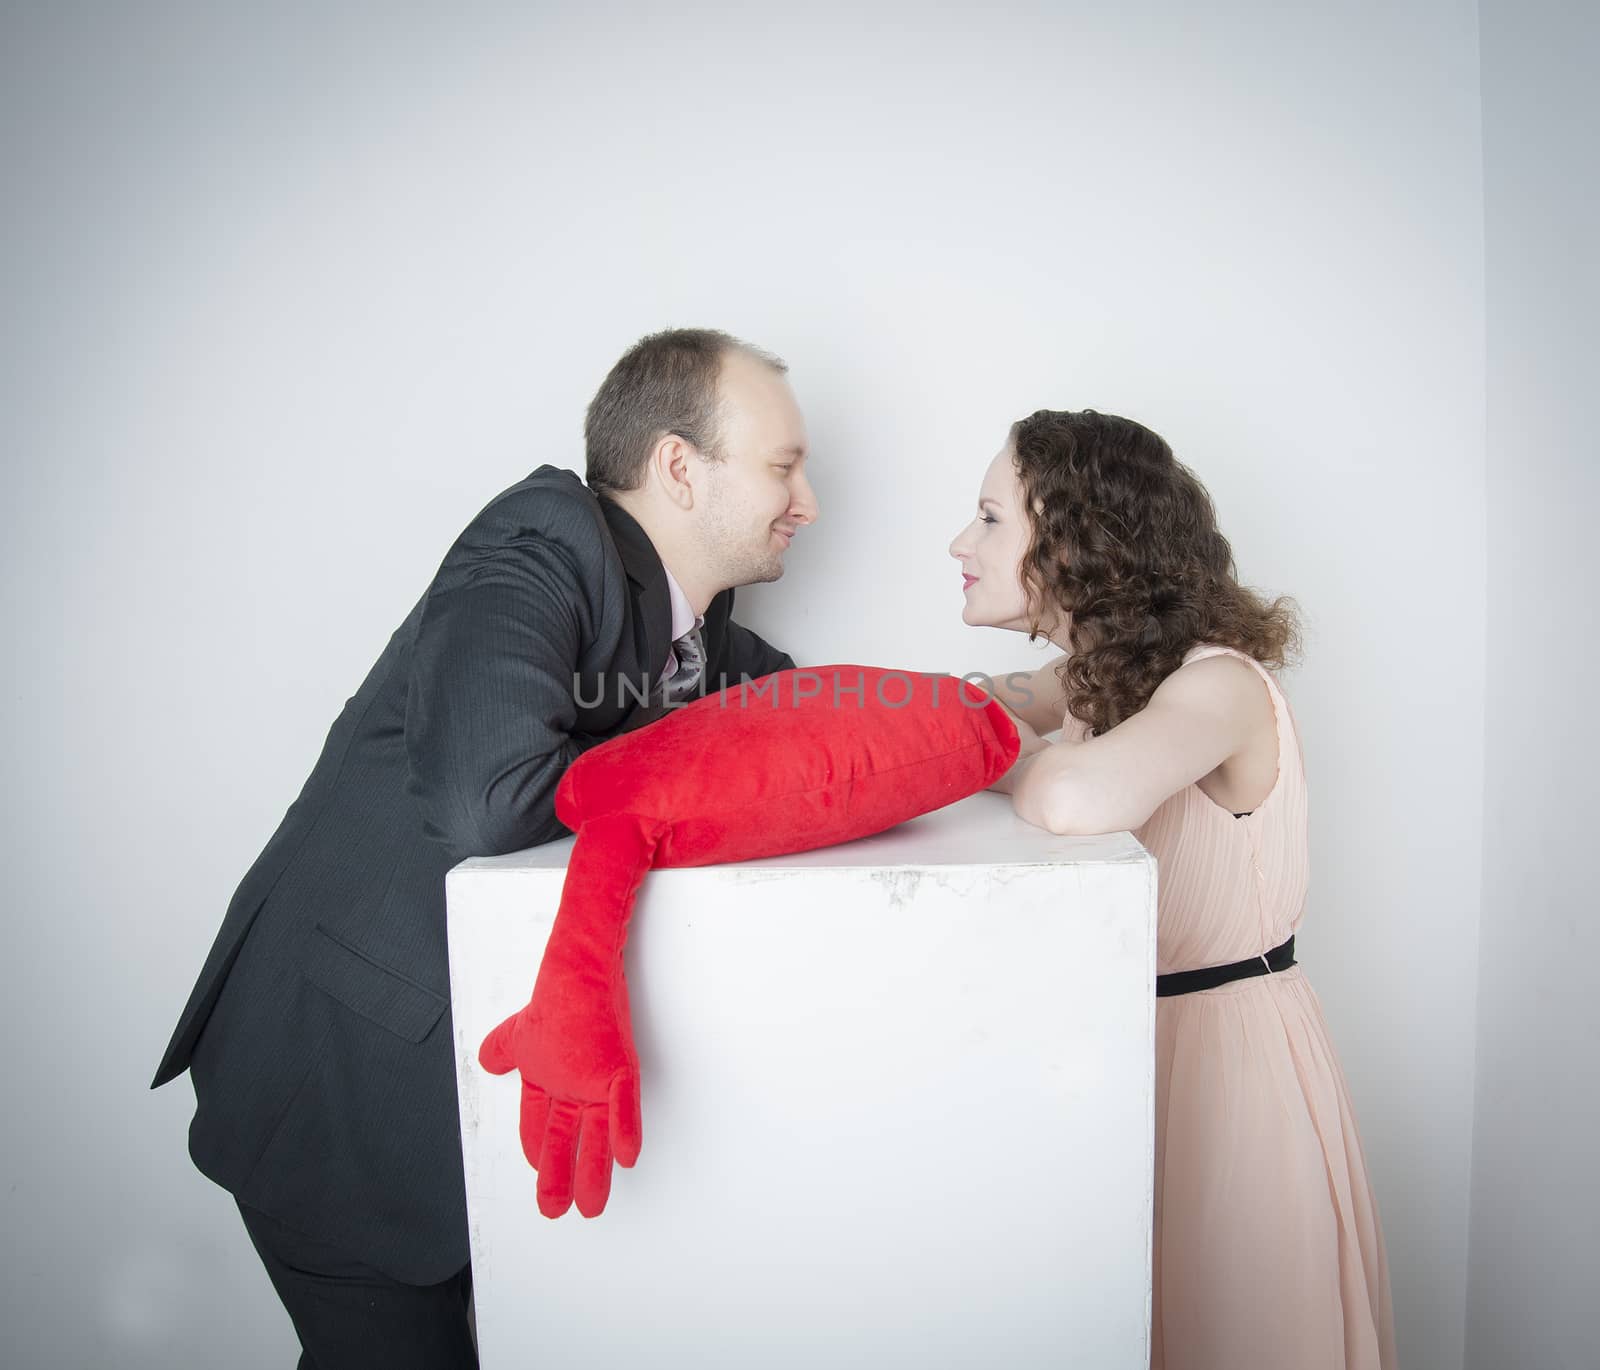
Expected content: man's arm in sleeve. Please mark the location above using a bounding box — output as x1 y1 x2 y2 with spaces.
404 535 599 859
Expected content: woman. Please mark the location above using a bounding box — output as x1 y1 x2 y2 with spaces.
951 409 1397 1370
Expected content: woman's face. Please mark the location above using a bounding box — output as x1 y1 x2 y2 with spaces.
949 445 1037 633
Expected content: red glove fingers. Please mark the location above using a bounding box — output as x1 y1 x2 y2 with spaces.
574 1103 615 1218
608 1068 642 1168
537 1099 582 1217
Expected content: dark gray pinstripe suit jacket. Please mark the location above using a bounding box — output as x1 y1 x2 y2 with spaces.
151 465 793 1282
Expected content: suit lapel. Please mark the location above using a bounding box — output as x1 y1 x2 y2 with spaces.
598 495 674 696
597 495 740 725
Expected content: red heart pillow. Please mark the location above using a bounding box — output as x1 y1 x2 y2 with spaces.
478 666 1020 1218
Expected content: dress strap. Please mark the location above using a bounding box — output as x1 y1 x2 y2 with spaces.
1180 644 1303 795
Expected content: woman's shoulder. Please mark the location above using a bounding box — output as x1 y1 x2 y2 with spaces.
1153 645 1279 722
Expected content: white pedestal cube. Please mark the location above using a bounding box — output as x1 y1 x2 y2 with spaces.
447 791 1156 1369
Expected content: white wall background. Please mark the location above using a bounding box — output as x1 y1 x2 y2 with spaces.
0 2 1532 1367
1466 1 1599 1368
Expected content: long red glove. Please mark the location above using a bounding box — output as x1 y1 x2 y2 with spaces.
479 666 1019 1219
478 814 665 1218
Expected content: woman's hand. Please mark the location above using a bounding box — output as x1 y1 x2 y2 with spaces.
987 704 1051 795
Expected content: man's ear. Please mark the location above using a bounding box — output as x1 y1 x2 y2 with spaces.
645 434 698 511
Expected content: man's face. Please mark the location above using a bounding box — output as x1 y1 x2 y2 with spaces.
694 351 818 587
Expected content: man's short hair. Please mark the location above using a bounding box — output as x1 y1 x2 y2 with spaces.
584 328 788 496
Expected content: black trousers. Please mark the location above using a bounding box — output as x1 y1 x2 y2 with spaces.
237 1201 478 1370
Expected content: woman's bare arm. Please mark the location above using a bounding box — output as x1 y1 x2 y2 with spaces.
1010 654 1274 834
984 656 1070 735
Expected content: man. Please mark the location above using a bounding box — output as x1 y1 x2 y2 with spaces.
152 328 817 1367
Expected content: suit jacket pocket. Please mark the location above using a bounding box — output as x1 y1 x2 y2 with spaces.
301 923 449 1043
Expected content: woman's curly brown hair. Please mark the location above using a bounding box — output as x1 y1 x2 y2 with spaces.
1012 409 1301 737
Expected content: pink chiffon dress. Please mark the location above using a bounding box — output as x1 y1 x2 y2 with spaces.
1134 645 1397 1370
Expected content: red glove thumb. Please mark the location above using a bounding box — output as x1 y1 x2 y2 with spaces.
478 1014 518 1076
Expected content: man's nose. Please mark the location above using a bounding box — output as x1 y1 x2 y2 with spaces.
790 472 819 524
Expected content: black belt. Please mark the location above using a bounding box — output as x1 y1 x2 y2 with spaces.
1156 936 1297 997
